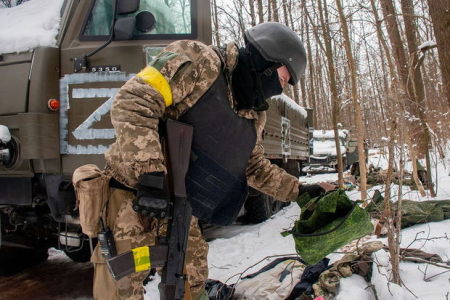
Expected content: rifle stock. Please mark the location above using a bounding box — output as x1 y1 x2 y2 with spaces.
106 120 193 300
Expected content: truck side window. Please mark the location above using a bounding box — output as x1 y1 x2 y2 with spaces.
82 0 193 38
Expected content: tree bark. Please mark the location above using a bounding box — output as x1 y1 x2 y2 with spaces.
282 0 289 26
270 0 279 22
400 0 435 196
212 0 221 47
256 0 264 23
317 0 344 188
303 3 319 127
384 118 401 285
427 0 450 108
249 0 256 27
335 0 367 200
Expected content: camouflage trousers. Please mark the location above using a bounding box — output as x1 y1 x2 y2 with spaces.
92 188 209 300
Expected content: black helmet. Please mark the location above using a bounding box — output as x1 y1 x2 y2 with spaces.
245 22 307 85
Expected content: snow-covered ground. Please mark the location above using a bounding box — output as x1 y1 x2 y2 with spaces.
153 148 450 299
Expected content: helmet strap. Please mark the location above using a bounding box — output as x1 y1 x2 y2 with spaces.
261 63 283 77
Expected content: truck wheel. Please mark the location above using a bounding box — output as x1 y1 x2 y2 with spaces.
0 245 49 276
245 192 284 224
64 238 97 263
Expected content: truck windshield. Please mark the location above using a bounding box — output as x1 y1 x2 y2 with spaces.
82 0 195 39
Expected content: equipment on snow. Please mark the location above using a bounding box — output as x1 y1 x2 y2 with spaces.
283 189 373 265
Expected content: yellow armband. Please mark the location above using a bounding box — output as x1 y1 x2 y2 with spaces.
136 66 173 107
132 246 151 272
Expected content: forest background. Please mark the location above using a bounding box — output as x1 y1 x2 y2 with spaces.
211 0 450 285
212 0 450 201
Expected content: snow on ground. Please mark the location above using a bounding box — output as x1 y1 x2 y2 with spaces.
40 146 445 300
166 148 449 300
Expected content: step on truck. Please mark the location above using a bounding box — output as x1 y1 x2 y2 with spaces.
0 0 311 275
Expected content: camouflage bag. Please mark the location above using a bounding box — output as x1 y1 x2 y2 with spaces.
72 164 111 238
283 189 373 265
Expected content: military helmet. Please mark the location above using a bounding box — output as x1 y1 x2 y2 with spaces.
245 22 307 85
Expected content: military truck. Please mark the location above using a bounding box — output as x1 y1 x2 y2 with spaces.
0 0 310 274
302 129 358 173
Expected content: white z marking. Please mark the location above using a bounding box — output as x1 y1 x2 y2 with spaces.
71 88 118 140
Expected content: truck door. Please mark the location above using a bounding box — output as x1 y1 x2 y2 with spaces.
58 0 211 174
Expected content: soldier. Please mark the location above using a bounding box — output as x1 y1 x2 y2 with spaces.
93 22 330 300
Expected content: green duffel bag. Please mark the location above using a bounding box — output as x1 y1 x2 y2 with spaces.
283 189 373 265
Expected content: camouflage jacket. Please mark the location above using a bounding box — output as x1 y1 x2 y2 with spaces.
104 40 300 201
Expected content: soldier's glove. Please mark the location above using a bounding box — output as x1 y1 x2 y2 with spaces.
298 184 326 199
132 172 170 220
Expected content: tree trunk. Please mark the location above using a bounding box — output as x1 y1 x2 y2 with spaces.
400 0 435 196
212 0 220 47
270 0 279 22
317 0 344 188
303 3 319 127
249 0 256 27
335 0 367 200
282 0 289 26
427 0 450 108
256 0 264 23
384 117 401 285
380 0 425 156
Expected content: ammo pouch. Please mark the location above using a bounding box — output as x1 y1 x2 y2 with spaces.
284 189 374 265
72 164 111 238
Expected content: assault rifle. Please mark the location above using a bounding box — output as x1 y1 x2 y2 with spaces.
106 119 194 300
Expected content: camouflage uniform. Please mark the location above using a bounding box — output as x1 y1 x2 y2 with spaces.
94 40 300 300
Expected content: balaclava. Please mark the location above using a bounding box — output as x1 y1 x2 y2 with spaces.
232 44 283 110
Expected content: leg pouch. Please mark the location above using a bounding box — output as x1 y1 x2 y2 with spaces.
73 164 111 238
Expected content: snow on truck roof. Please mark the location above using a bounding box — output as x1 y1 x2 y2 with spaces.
313 129 349 139
270 93 308 118
0 0 63 55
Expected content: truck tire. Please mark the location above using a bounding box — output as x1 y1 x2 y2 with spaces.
244 192 285 224
0 245 49 276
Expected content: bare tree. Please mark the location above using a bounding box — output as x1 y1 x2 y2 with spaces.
212 0 221 47
427 0 450 108
282 0 289 27
270 0 279 22
317 0 344 188
248 0 256 27
256 0 264 24
335 0 367 200
400 0 435 196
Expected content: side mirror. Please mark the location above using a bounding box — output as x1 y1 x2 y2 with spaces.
117 0 140 14
135 11 155 32
114 17 136 41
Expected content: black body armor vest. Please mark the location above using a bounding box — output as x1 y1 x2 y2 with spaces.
180 72 257 225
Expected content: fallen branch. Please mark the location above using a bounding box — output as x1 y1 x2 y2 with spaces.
400 256 450 270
